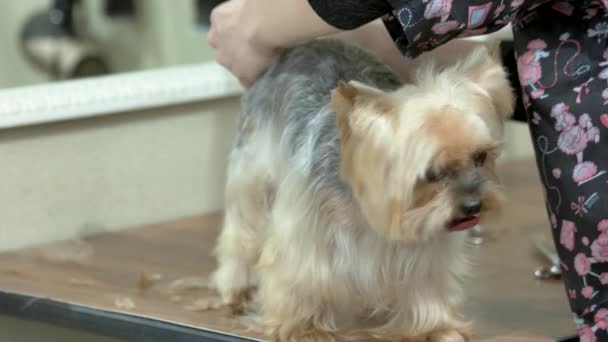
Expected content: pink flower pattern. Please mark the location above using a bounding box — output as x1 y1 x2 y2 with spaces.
600 114 608 128
595 308 608 329
598 219 608 232
423 0 452 21
550 104 602 184
431 20 460 34
591 233 608 262
561 220 577 251
553 168 562 178
576 253 592 275
580 324 598 342
601 273 608 285
583 286 595 298
517 39 550 99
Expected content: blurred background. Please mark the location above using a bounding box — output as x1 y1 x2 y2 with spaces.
1 0 241 253
1 0 223 89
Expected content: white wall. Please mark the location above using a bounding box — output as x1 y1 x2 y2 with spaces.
0 0 49 88
503 121 534 161
80 0 216 73
0 99 239 251
0 0 217 89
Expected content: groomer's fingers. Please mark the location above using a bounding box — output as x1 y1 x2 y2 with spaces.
215 52 232 73
232 64 253 87
204 0 277 88
207 29 217 47
239 77 253 88
207 1 229 47
207 12 220 46
234 64 260 88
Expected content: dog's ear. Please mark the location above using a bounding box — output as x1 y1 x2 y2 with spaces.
463 44 515 120
330 80 393 141
331 81 391 111
331 81 356 142
330 81 357 117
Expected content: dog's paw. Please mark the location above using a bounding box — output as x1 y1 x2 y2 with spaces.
425 323 471 342
226 287 255 314
212 259 257 313
183 297 224 311
426 330 466 342
267 328 343 342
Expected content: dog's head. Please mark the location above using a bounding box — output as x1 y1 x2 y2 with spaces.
330 45 514 242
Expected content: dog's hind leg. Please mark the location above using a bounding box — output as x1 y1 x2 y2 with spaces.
212 212 259 312
211 134 276 313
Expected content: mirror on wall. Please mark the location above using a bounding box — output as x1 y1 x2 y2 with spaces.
0 0 225 89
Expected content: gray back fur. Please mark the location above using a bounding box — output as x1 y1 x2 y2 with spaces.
237 39 401 194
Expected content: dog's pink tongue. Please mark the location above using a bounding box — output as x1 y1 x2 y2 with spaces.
447 216 479 232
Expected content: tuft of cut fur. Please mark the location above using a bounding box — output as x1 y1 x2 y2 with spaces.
210 39 514 341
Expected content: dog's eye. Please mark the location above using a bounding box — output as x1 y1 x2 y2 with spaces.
474 152 487 167
425 169 446 182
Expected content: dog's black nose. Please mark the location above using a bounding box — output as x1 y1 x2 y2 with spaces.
461 200 481 216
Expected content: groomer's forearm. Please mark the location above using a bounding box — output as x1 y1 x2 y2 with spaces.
331 20 494 81
331 20 411 80
250 0 342 48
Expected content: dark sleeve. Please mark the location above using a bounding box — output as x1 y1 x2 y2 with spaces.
307 0 393 30
500 40 527 123
381 0 517 59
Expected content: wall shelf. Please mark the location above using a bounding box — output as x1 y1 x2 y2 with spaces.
0 62 242 129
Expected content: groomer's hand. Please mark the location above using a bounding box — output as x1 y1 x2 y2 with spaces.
207 0 281 87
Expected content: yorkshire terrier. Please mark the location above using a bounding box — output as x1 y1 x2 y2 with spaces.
211 39 514 341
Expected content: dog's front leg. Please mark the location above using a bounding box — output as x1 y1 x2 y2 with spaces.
255 241 345 341
366 298 471 342
258 279 343 341
420 319 472 342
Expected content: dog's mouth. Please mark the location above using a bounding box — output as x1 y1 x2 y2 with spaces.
446 216 479 232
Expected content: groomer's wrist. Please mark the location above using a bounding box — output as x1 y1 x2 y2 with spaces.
246 17 299 50
241 0 286 52
249 0 341 50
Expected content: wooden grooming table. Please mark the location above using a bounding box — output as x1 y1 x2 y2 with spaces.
0 159 576 341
